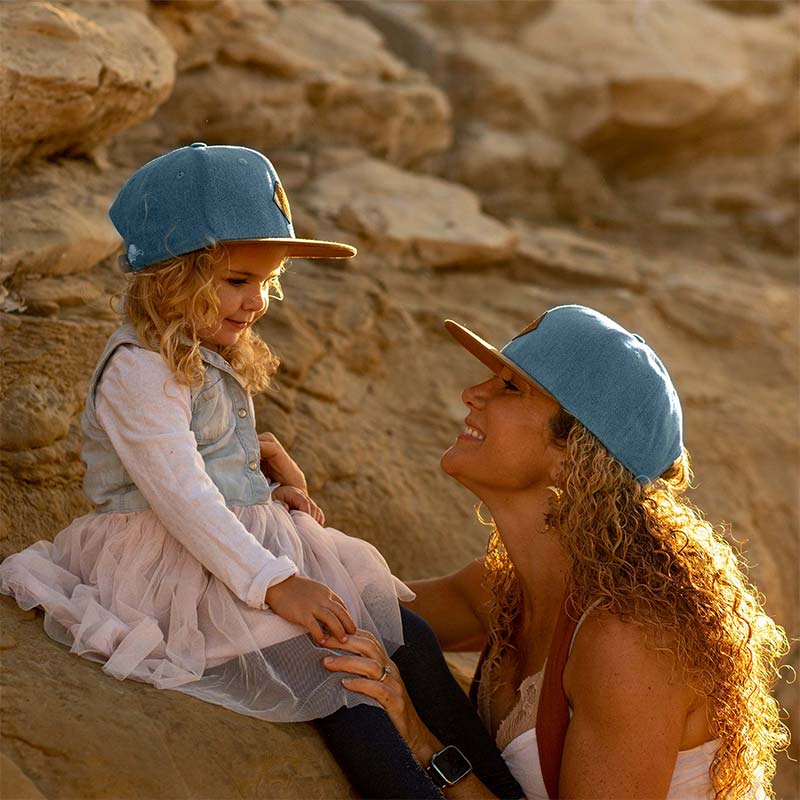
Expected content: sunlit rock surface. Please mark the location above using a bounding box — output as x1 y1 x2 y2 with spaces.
0 0 797 797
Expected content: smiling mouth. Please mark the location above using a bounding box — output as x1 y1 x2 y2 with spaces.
459 424 485 442
225 319 249 329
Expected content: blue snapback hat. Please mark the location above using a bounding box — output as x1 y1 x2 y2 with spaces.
109 142 356 271
444 305 683 483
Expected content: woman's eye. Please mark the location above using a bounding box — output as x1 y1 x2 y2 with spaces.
503 378 520 392
228 278 247 286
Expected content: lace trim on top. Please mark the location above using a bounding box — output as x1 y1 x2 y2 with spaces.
477 658 546 752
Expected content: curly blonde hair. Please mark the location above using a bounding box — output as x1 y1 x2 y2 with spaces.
483 409 790 800
121 247 281 394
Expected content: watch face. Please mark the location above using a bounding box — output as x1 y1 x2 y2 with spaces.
431 745 471 785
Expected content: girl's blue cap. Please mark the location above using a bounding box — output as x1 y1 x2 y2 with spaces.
444 305 684 483
109 143 356 271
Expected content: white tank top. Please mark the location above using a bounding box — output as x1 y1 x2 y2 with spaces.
477 608 726 800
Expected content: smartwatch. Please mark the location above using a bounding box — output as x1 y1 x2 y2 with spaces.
426 745 472 789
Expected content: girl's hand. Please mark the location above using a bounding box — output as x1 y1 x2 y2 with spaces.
322 630 437 758
258 432 308 492
272 485 325 526
265 575 356 644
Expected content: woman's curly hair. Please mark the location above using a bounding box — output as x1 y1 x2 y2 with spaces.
121 246 282 395
483 408 790 800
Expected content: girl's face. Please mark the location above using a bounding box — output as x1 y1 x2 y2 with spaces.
199 242 288 349
440 366 565 498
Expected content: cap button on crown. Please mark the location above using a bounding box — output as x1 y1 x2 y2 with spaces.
190 142 207 149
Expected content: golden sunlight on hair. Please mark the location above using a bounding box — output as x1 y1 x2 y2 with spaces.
483 416 789 800
121 247 280 395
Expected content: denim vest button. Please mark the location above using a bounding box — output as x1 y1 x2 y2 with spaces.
238 408 247 418
248 460 258 471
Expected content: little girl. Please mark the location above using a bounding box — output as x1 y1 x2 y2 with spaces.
0 144 522 799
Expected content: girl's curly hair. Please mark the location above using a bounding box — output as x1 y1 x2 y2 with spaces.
483 408 790 799
121 247 282 395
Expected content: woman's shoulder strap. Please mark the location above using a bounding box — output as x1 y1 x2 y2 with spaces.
535 594 582 800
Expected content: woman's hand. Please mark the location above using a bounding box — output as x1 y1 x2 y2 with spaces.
265 575 356 644
258 432 308 493
271 485 325 526
322 629 440 759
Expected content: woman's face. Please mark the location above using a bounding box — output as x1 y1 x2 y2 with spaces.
441 366 565 497
198 242 288 349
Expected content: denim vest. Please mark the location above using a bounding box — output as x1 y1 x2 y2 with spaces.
82 324 272 513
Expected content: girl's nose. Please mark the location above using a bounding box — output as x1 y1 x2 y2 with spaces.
244 288 268 313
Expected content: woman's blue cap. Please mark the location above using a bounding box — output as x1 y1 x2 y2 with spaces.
444 305 683 483
109 142 356 271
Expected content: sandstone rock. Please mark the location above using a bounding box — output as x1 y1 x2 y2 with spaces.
510 225 643 289
1 0 798 795
518 0 798 171
150 0 451 168
740 204 799 255
0 599 352 799
0 381 77 452
0 160 125 281
441 123 566 221
255 301 326 383
617 145 799 253
18 274 102 309
422 0 553 34
554 153 632 228
442 33 577 132
650 263 797 351
334 0 442 74
0 752 47 800
0 315 113 453
706 0 786 15
300 158 517 269
1 1 175 168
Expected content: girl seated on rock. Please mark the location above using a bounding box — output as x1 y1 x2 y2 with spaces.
0 143 523 800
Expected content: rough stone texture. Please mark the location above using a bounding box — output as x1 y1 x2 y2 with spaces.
517 0 799 172
148 0 451 168
299 158 518 269
509 226 644 289
0 1 175 168
349 0 798 234
0 600 355 800
0 160 125 284
0 0 798 797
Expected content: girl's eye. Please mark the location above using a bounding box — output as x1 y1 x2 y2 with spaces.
228 278 247 286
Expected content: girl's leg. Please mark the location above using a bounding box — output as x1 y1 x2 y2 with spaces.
394 606 524 800
315 703 443 800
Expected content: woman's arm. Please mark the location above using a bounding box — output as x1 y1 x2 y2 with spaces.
323 630 500 799
404 557 491 652
560 612 694 799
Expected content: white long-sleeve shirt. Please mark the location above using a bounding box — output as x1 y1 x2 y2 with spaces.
94 347 297 610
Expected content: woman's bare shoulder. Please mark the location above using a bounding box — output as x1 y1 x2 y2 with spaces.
564 609 692 707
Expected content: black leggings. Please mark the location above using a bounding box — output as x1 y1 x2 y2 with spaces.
315 606 524 799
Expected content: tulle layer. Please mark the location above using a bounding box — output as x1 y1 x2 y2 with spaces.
0 502 413 722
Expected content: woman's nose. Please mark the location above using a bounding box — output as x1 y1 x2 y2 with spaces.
462 379 491 408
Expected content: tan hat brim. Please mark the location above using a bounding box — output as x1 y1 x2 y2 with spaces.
444 319 550 394
220 238 357 259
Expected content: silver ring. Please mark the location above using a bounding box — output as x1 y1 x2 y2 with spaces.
377 664 392 683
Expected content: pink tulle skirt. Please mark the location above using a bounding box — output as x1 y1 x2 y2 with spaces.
0 502 413 722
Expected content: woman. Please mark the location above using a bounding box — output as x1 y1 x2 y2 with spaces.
324 305 789 799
